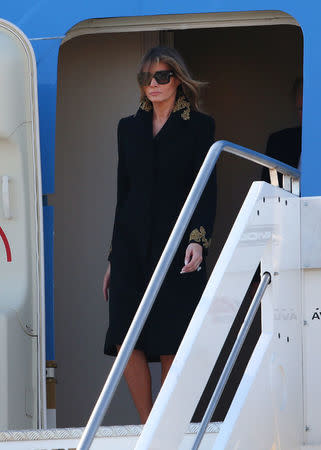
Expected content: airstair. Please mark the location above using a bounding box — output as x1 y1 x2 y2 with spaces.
2 139 320 449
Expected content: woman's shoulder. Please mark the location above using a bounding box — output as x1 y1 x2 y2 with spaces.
189 110 215 133
118 114 136 129
117 109 148 132
190 110 214 123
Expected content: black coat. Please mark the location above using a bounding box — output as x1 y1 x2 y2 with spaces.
262 126 302 182
104 97 216 361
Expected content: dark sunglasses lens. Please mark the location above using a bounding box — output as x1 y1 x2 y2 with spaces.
137 72 151 86
137 70 173 85
154 71 172 84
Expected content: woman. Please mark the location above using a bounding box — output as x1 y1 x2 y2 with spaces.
103 47 216 423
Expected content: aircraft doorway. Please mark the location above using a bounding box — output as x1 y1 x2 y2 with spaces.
52 21 302 427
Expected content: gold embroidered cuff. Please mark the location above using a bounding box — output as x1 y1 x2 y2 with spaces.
189 226 211 249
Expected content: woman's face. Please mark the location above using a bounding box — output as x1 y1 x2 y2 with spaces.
142 61 180 105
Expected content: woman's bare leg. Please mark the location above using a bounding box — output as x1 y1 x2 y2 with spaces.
160 354 175 385
116 346 152 423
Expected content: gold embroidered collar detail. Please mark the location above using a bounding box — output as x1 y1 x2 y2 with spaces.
172 96 190 120
139 96 191 120
139 97 153 112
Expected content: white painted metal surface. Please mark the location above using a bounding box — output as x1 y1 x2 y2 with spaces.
214 186 302 449
0 19 45 430
302 446 321 450
136 181 303 449
301 197 321 269
1 176 11 220
302 268 321 446
301 197 321 445
63 10 298 44
192 272 271 450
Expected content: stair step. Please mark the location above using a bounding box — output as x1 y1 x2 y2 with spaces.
0 422 221 449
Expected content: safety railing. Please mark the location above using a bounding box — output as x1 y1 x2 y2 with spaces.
77 140 300 450
192 271 271 450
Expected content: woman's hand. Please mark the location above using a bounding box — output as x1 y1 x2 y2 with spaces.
181 243 203 273
103 262 111 301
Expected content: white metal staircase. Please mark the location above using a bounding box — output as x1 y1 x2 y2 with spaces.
136 181 302 449
3 141 321 449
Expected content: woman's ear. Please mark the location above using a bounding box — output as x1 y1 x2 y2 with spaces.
176 79 182 89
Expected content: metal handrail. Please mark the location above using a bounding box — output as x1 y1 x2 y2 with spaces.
77 140 300 450
192 271 271 450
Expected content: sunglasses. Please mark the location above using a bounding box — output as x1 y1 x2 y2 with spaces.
137 70 175 86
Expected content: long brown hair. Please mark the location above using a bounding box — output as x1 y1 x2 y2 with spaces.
138 47 205 111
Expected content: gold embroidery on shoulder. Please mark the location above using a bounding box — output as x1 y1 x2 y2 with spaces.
139 95 190 119
173 96 190 120
189 226 211 248
139 97 152 112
